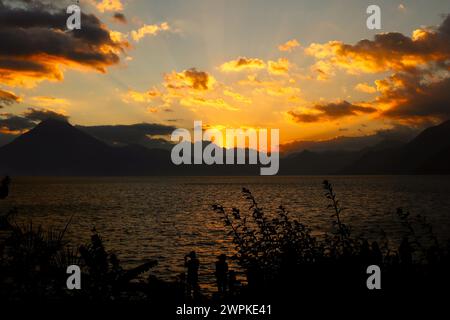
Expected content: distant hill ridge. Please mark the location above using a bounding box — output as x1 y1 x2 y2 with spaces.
0 118 171 175
343 120 450 174
0 118 449 175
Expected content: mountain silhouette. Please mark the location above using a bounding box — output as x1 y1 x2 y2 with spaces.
0 119 260 176
1 118 450 176
280 150 361 175
417 146 450 174
343 120 450 174
0 119 172 175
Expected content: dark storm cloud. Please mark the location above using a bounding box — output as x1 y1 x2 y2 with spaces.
315 101 376 117
0 0 127 86
332 14 450 73
77 123 177 147
0 114 34 131
288 101 376 123
287 113 320 123
23 107 69 122
113 12 127 24
0 107 68 131
374 124 423 141
366 15 450 123
307 14 450 124
0 89 20 107
378 74 450 122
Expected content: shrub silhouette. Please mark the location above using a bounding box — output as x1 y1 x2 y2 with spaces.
212 180 450 297
212 187 323 290
0 221 73 300
0 222 157 301
78 229 157 300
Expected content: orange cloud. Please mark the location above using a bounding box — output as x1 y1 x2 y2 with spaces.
94 0 124 12
289 100 377 123
255 86 300 98
122 91 150 104
278 39 300 52
219 57 266 72
164 68 216 91
109 30 128 44
309 60 336 81
180 97 238 111
122 87 162 104
223 89 251 104
131 22 170 42
355 83 377 94
305 15 450 75
375 73 450 123
268 58 291 75
147 107 159 113
301 14 450 125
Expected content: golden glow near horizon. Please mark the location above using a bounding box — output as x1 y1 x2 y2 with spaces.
1 0 450 145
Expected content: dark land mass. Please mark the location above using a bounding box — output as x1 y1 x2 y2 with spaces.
1 118 450 175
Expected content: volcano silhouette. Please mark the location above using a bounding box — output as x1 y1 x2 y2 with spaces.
0 118 171 175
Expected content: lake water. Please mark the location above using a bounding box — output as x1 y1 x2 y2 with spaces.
2 176 450 292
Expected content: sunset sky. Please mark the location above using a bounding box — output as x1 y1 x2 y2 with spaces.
1 0 449 145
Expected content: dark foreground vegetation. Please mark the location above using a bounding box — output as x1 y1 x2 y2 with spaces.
0 179 449 312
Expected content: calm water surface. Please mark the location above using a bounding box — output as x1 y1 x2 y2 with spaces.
2 176 450 291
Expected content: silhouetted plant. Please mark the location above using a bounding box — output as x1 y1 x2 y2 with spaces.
0 220 72 299
322 180 364 260
78 228 158 300
323 180 348 239
213 180 450 295
213 187 324 287
395 207 444 265
0 207 17 230
0 220 158 301
0 177 165 302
